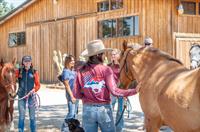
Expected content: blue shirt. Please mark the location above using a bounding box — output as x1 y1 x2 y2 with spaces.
61 68 76 90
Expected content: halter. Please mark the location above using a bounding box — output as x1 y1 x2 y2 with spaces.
119 48 135 82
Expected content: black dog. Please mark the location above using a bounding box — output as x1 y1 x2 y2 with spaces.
65 118 85 132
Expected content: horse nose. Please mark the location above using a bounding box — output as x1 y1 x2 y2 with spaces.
9 84 17 98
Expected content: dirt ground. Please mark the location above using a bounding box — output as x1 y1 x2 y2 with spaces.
12 84 172 132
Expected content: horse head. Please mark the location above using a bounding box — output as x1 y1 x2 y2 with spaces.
189 43 200 69
119 42 143 90
0 58 17 99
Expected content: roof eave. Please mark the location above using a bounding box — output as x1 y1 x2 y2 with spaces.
0 0 37 25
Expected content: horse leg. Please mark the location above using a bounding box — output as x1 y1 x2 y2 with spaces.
145 116 162 132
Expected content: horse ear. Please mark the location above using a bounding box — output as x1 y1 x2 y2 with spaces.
12 58 17 65
0 58 4 67
122 40 128 51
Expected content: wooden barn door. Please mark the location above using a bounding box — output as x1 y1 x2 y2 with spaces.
26 25 41 76
40 19 75 83
75 16 97 58
176 38 200 69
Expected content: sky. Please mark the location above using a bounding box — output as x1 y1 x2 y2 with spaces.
5 0 26 7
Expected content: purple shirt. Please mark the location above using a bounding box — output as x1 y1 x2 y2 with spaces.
73 64 137 104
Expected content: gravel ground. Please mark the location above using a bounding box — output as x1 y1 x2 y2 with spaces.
12 84 172 132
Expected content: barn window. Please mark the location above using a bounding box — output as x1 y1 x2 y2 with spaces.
182 1 196 15
97 0 109 12
117 16 139 36
8 32 26 47
98 16 139 38
111 0 123 10
98 19 117 38
97 0 123 12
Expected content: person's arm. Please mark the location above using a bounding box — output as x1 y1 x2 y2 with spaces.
62 70 76 103
73 72 83 99
33 71 41 92
63 80 76 103
105 67 137 97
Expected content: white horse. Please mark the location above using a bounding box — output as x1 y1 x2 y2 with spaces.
189 44 200 69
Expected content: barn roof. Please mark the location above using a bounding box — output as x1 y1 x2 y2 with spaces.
0 0 37 25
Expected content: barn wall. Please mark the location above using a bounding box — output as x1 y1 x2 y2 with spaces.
1 0 200 82
0 0 96 83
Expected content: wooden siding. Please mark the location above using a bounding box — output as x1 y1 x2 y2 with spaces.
75 16 97 57
1 0 200 82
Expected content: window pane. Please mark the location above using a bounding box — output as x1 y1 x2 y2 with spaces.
18 32 26 45
98 1 109 12
112 20 117 37
111 0 123 10
134 16 139 35
117 18 124 36
123 17 134 36
98 19 117 38
103 20 116 38
182 2 196 15
117 16 139 37
8 33 17 47
102 20 112 38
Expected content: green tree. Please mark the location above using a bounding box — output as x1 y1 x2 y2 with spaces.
0 0 14 18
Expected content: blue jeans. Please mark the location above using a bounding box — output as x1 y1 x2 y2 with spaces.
18 96 36 132
82 104 115 132
112 96 124 132
65 93 79 119
61 94 79 132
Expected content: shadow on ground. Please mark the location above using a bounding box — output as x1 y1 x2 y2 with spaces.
13 104 69 132
13 104 172 132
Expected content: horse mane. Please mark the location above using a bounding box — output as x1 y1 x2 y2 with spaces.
146 47 183 65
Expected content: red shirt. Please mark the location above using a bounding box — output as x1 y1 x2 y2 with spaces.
108 63 120 84
73 64 137 104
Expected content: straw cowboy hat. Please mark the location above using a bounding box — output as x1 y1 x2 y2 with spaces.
81 40 112 57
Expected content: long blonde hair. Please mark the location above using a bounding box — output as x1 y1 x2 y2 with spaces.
110 49 121 65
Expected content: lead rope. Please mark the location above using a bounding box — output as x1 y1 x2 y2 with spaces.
115 99 127 126
10 90 41 118
126 97 132 118
27 92 40 118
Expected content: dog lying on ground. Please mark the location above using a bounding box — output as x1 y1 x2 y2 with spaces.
65 118 84 132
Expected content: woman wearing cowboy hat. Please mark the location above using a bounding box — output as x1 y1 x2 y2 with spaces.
73 40 139 132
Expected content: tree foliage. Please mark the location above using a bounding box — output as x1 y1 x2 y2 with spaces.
0 0 14 18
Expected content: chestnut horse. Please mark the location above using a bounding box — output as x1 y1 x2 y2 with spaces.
0 59 17 132
119 44 200 132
